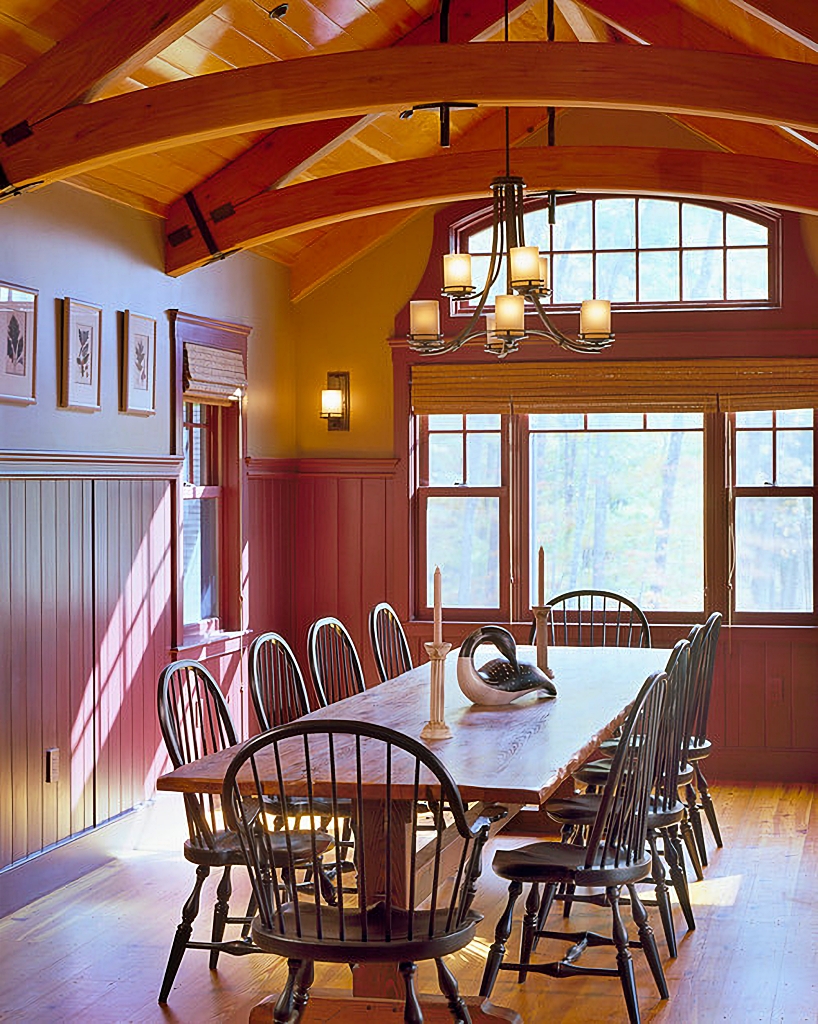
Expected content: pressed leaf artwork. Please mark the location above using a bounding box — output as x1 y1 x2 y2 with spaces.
5 312 25 375
76 327 91 381
133 333 149 390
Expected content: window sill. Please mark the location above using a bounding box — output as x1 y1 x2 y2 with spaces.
174 628 253 662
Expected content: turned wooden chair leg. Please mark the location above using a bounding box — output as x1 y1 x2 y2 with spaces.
696 765 723 848
686 779 708 867
480 879 523 998
608 885 641 1024
680 805 705 881
647 830 676 958
663 825 696 933
533 881 557 953
436 958 471 1023
627 883 668 1000
518 883 540 982
209 865 233 969
159 863 210 1003
400 961 423 1024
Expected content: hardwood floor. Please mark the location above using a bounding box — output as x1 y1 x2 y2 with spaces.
1 783 815 1023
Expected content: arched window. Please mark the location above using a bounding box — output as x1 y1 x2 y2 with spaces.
456 196 778 311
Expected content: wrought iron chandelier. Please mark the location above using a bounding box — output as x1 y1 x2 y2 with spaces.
407 0 614 359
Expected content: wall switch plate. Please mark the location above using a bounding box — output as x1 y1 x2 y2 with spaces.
45 747 60 783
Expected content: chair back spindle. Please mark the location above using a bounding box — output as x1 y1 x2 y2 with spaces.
307 617 366 706
369 602 413 683
531 589 651 648
248 631 312 731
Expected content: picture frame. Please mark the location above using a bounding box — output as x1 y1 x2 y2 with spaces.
61 297 102 410
1 281 37 404
122 310 156 414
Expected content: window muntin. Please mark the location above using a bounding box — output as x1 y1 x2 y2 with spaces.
182 401 222 628
529 413 704 612
459 197 774 312
732 410 814 614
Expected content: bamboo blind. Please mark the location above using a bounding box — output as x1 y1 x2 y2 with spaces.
410 359 818 415
183 342 247 405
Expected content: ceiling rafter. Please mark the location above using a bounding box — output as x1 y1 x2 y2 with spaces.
724 0 818 52
164 146 818 272
164 0 538 275
0 0 224 142
3 43 815 198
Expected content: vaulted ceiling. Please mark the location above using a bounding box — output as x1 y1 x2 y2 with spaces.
1 0 816 301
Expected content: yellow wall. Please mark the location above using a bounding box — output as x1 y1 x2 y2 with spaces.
291 211 435 457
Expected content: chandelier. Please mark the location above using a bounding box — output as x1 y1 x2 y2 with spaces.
406 0 614 359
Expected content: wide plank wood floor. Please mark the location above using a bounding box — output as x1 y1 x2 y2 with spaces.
0 783 815 1023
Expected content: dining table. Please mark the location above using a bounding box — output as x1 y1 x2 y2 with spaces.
158 643 670 1023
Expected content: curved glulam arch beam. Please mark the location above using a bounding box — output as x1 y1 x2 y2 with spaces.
164 146 818 275
3 43 817 193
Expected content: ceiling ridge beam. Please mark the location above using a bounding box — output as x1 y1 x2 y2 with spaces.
164 146 818 275
2 43 816 200
0 0 224 143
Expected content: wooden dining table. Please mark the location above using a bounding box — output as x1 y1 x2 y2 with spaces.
158 643 669 1023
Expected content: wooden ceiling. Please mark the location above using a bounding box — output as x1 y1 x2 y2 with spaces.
1 0 816 300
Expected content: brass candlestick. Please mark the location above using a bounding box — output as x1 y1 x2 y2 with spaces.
532 606 556 680
420 640 453 740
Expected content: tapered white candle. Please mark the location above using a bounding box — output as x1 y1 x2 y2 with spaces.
433 566 442 644
538 546 545 606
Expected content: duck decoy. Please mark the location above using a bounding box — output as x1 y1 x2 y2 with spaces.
457 625 557 706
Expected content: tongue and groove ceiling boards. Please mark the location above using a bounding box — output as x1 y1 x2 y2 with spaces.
0 0 816 299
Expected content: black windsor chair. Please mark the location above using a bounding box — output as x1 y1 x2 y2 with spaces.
530 589 651 648
369 601 413 683
222 719 506 1024
307 615 366 706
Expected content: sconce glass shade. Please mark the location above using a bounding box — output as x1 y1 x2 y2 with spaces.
494 294 525 335
320 371 350 430
321 388 344 417
509 246 541 290
443 253 474 296
579 299 612 339
410 300 441 338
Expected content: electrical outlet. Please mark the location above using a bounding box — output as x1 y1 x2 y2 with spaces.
45 747 60 783
768 677 784 704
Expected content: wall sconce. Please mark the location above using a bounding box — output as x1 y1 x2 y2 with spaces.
320 371 349 431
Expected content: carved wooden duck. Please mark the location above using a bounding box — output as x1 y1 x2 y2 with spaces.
457 625 557 705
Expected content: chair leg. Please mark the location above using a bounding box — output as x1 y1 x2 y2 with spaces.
662 825 696 933
518 883 540 983
292 959 314 1021
158 863 210 1003
680 805 705 881
685 779 708 867
647 830 676 958
274 959 301 1023
627 884 668 1001
209 865 233 969
480 879 523 998
696 765 723 848
400 961 423 1024
436 958 471 1024
607 885 641 1024
532 881 557 953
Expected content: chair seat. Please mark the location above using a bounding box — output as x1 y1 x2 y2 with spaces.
492 839 652 887
547 794 686 831
184 828 333 867
572 759 612 787
687 738 712 761
251 899 481 963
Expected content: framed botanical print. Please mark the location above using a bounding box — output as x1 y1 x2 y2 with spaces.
122 310 156 414
1 281 37 403
61 297 102 410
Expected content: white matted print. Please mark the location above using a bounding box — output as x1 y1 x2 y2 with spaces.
61 298 102 410
122 311 156 414
1 281 37 403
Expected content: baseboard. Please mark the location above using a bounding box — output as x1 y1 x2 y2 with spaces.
0 804 150 919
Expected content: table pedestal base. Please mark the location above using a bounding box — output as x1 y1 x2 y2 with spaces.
249 989 522 1023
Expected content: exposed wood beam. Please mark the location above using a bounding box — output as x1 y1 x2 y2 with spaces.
0 0 223 141
725 0 818 52
164 146 818 276
3 43 813 197
580 0 748 50
165 0 536 283
555 1 608 43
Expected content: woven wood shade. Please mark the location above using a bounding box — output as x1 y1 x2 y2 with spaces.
410 359 818 415
183 342 247 405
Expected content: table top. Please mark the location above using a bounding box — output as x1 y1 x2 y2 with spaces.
157 645 669 805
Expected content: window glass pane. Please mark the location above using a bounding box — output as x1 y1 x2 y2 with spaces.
530 428 703 611
466 432 501 486
736 411 772 428
726 213 767 246
553 201 592 251
586 413 643 430
467 414 501 429
638 199 679 248
682 204 723 247
639 251 680 302
726 247 768 300
777 409 812 428
522 207 551 248
735 429 772 486
777 430 813 486
428 414 463 430
553 252 593 303
469 254 506 305
467 225 493 252
597 251 636 302
529 413 584 430
595 198 636 250
429 433 463 486
191 427 206 485
183 498 219 623
734 497 813 612
427 497 499 607
682 249 723 301
648 412 703 429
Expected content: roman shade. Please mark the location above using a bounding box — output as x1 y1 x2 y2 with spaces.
183 342 247 405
